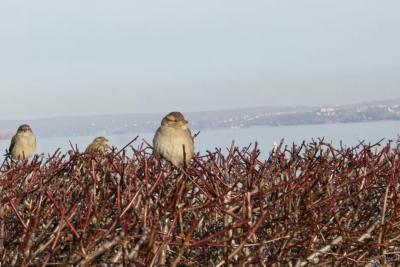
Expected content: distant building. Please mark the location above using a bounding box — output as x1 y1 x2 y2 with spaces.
320 107 335 113
388 105 400 114
0 130 13 140
317 107 336 116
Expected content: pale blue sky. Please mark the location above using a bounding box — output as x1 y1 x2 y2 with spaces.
0 0 399 120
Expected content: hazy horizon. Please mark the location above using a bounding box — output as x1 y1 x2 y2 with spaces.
1 0 399 120
0 97 399 122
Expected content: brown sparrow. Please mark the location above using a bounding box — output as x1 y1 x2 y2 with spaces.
9 124 36 160
153 112 194 167
85 136 110 155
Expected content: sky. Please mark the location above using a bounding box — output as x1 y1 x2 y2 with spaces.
0 0 399 120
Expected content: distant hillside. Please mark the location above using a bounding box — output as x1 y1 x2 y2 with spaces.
0 99 399 139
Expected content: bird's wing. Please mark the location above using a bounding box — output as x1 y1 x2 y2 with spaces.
186 128 195 152
8 135 16 154
85 143 94 153
188 128 194 141
152 128 161 155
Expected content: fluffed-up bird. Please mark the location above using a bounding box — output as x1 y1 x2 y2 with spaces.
153 111 194 167
9 124 37 160
85 136 110 155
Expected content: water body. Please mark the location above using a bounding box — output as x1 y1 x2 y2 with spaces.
0 121 399 158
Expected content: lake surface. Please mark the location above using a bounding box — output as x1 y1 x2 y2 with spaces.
1 121 399 158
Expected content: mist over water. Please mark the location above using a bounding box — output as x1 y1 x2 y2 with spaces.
1 121 399 160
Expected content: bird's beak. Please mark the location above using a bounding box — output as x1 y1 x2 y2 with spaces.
185 120 189 124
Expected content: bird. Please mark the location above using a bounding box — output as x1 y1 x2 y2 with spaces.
85 136 110 155
9 124 37 160
153 111 195 167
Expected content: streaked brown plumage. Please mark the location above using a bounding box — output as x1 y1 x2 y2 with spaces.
85 136 110 155
153 112 194 167
9 124 36 160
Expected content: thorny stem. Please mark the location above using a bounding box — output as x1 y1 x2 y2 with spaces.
0 139 398 266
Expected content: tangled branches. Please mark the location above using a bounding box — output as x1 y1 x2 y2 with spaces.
0 139 399 266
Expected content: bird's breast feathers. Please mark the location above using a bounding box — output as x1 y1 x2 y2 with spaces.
17 133 36 145
11 133 36 159
154 126 194 158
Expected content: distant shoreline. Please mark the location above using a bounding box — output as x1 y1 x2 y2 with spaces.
0 98 399 139
1 119 399 141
